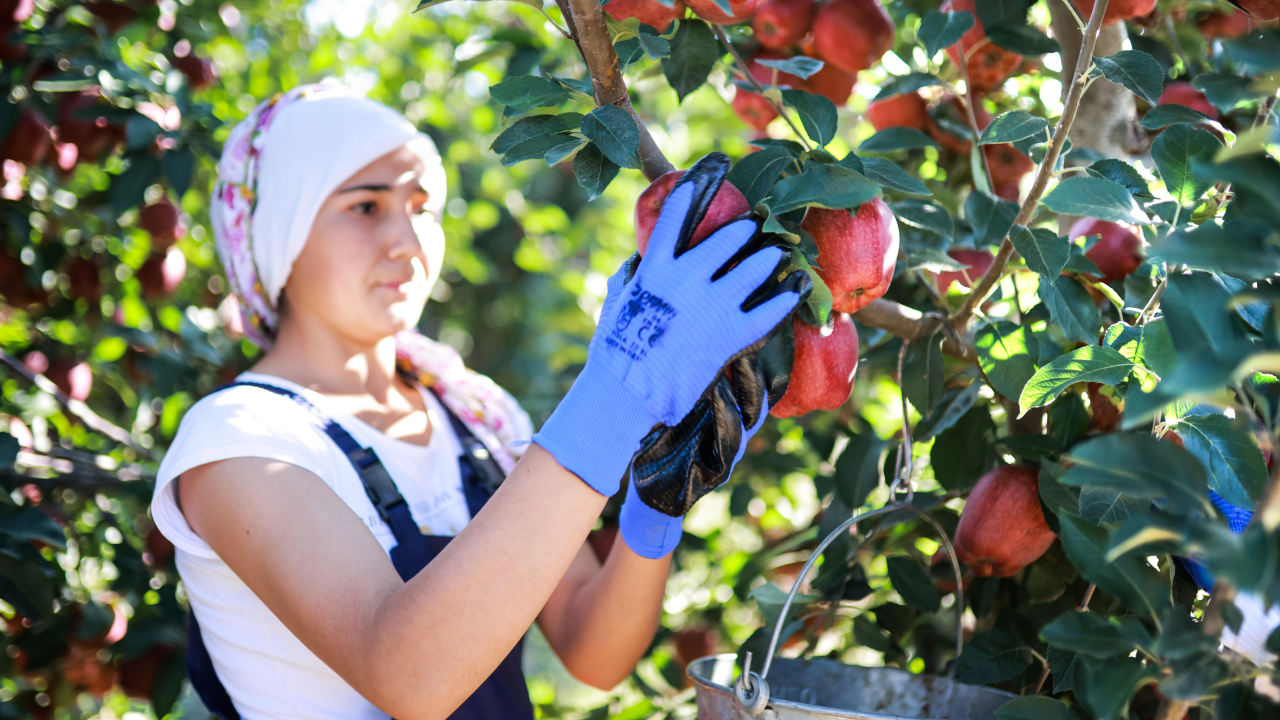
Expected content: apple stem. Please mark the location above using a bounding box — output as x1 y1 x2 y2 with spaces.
713 25 814 152
561 0 676 181
0 349 151 457
950 0 1113 330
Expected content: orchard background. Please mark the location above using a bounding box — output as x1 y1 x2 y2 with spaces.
0 0 1279 713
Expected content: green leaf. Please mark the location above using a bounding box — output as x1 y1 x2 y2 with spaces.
861 157 931 195
1009 225 1069 278
580 104 641 169
1092 50 1164 105
1152 221 1280 283
727 147 793 207
860 127 940 153
834 431 886 508
489 75 572 110
915 383 982 441
1047 646 1084 693
636 27 671 59
1059 512 1171 617
1086 158 1153 199
1079 487 1144 525
974 0 1033 27
955 628 1033 685
986 23 1060 55
1079 657 1159 720
902 334 945 414
572 143 620 200
0 506 66 548
917 10 974 58
662 20 720 102
976 321 1038 401
1161 271 1250 357
1050 392 1090 447
890 199 952 238
1191 73 1256 113
964 190 1019 246
110 153 162 215
162 147 195 198
1040 611 1152 658
1041 176 1151 225
1193 154 1280 219
1038 275 1102 345
874 72 943 99
543 138 585 165
500 134 581 166
749 582 820 630
781 89 837 147
1170 413 1267 510
758 56 824 80
764 163 879 214
978 110 1050 145
1061 433 1209 515
1018 345 1133 416
1151 124 1221 205
931 405 998 492
1139 319 1176 378
0 434 18 469
886 556 941 613
1141 103 1218 130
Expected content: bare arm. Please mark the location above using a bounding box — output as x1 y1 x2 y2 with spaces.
536 535 673 690
179 443 608 720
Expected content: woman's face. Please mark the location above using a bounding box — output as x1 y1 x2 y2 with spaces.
282 145 444 345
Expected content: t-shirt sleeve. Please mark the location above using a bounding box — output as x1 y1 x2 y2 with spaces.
150 387 336 558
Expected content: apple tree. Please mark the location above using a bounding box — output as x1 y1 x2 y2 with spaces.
1 0 1280 715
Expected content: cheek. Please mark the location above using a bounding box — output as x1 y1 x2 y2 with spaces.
290 221 378 306
415 217 445 288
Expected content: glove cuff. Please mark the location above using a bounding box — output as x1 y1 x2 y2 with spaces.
532 364 659 498
619 478 684 559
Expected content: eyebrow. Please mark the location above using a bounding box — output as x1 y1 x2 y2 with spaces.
337 182 431 195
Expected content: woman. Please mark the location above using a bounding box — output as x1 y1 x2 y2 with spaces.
150 82 805 720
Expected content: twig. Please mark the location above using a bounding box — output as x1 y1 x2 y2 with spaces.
1137 264 1178 325
949 0 1113 329
1154 699 1192 720
1163 14 1191 75
713 25 813 152
852 299 977 363
0 350 149 457
1032 664 1051 694
956 57 994 192
564 0 674 181
1078 583 1096 610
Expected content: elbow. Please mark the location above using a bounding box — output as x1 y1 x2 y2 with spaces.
563 660 630 691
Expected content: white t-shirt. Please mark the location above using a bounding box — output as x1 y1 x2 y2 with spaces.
151 372 473 720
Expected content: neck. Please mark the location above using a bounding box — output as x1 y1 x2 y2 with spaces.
253 311 402 402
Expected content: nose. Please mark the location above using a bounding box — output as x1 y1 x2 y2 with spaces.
386 204 428 262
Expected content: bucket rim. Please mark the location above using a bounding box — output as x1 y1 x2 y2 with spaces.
685 654 1018 720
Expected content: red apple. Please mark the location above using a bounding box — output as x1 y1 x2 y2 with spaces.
1198 9 1250 38
1157 81 1218 119
1236 0 1278 20
811 0 894 74
926 93 992 155
931 247 994 292
1086 382 1121 433
801 62 857 106
65 256 102 302
635 170 751 255
733 89 778 130
954 466 1056 577
800 198 899 314
139 198 184 246
0 249 44 307
944 0 1022 93
138 246 187 298
1070 217 1143 283
673 626 719 669
753 0 816 49
86 0 136 33
687 0 760 24
866 92 928 131
1 109 49 166
770 313 859 418
119 644 177 699
145 526 175 567
603 0 686 29
984 142 1033 201
47 360 92 401
1069 0 1157 25
57 90 121 164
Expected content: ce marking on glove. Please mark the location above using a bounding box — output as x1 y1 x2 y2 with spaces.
608 282 676 361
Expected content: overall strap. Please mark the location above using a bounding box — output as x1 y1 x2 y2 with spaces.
222 381 419 542
423 386 507 501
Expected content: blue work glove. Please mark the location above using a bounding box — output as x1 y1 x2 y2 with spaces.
532 153 807 498
619 324 796 558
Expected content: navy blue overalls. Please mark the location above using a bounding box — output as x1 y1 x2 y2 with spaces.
185 380 535 720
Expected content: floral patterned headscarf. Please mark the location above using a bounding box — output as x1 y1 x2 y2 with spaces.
210 81 531 472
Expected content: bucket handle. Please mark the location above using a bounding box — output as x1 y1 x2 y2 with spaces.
734 339 967 715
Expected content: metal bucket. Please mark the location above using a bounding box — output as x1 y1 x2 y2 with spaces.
688 654 1015 720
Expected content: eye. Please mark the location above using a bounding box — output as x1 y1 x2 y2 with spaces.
353 200 378 216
